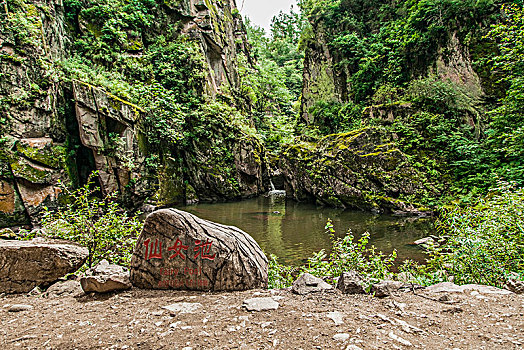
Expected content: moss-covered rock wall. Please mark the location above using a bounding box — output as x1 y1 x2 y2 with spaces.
0 0 268 227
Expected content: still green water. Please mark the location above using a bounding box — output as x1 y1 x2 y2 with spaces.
179 196 434 266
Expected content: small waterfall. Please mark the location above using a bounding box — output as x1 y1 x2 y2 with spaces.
268 179 286 197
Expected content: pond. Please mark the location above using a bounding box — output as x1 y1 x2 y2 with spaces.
179 196 435 266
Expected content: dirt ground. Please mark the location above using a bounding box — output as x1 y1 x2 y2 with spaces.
1 286 523 350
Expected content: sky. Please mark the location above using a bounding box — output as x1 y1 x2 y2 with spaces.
238 0 298 33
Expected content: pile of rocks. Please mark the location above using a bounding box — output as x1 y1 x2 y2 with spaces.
0 208 269 296
1 209 522 300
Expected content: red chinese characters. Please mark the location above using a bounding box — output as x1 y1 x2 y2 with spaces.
144 238 163 260
168 239 189 260
143 237 216 261
194 239 216 261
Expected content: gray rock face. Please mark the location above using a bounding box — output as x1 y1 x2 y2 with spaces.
45 280 84 298
292 273 333 295
80 260 132 293
426 282 513 295
279 128 436 215
371 280 404 298
0 0 267 228
336 271 366 294
506 278 524 294
0 239 88 294
243 297 279 312
130 209 268 291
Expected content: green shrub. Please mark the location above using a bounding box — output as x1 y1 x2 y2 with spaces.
267 220 397 290
268 254 297 289
41 172 143 268
304 220 397 290
429 182 524 287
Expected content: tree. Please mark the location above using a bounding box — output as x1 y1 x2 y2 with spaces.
41 173 143 268
486 3 524 184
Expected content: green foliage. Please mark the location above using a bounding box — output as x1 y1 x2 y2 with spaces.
67 0 157 66
298 0 503 129
242 8 306 151
3 0 44 47
308 100 362 133
267 219 397 290
428 183 524 287
484 4 524 185
41 173 143 268
268 254 297 289
304 220 397 289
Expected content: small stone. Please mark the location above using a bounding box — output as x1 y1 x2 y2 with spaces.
163 302 203 315
506 277 524 294
45 280 83 298
336 271 366 294
27 286 42 296
292 273 332 295
80 260 132 293
426 282 513 295
438 294 451 302
326 311 344 325
388 332 412 347
333 333 350 341
371 281 392 298
8 304 34 312
345 345 363 350
243 297 279 312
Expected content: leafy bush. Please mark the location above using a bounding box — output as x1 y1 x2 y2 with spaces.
268 254 297 289
267 219 398 290
428 183 524 287
41 173 143 268
304 220 397 289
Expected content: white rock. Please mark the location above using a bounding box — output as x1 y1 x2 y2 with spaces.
292 273 333 295
326 311 344 325
388 332 413 347
80 260 132 293
162 302 203 315
345 345 363 350
243 297 279 311
333 333 350 341
427 282 513 295
8 304 34 312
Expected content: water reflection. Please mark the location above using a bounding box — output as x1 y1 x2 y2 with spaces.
179 196 434 265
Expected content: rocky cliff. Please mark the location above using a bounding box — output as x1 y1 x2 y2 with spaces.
279 128 436 215
287 0 504 208
0 0 267 227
